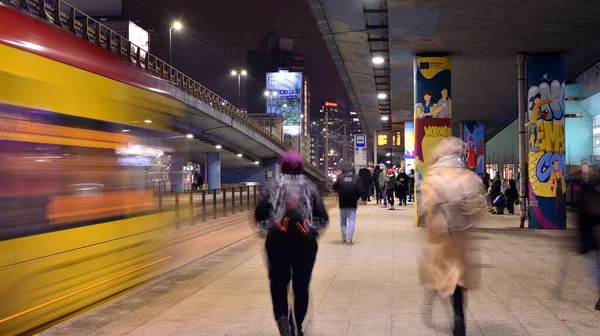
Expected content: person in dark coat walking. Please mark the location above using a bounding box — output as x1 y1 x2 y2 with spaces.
385 169 396 210
332 165 363 244
395 168 409 206
373 165 382 204
254 151 329 336
577 181 600 310
408 169 415 202
358 167 372 205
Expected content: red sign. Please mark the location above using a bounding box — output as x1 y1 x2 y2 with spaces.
324 101 338 107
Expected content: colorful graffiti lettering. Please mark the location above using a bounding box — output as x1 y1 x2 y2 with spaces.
527 55 566 229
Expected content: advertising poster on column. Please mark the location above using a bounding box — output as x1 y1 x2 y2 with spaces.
464 121 485 176
527 56 566 229
266 71 303 136
413 57 452 224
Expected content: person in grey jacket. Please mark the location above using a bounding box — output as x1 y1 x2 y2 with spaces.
378 163 388 207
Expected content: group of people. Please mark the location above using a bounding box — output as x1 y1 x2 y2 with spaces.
254 138 487 336
483 172 519 215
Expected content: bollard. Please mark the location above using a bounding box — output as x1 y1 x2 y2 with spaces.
231 188 235 214
223 188 227 217
253 186 257 207
189 191 194 225
202 190 206 222
240 187 243 208
175 193 180 229
212 189 217 220
246 186 250 210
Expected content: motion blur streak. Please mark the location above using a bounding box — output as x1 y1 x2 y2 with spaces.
0 4 197 335
0 256 172 324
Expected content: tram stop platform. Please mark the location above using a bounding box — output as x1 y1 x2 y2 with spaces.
39 200 600 336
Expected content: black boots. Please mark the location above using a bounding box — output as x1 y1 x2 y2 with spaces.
595 298 600 311
277 317 291 336
453 317 466 336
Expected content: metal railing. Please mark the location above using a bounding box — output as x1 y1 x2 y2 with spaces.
3 0 327 180
157 185 262 229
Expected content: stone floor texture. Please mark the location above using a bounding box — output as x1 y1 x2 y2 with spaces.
40 201 600 336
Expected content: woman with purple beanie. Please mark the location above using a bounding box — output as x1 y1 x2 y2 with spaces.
255 151 329 336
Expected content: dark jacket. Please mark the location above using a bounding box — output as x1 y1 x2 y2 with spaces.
332 171 362 208
385 174 396 190
578 183 600 255
396 173 409 190
372 167 381 189
358 168 372 190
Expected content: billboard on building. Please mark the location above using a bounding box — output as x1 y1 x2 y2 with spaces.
129 21 149 52
266 71 303 136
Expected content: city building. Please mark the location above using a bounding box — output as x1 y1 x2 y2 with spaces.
246 33 305 115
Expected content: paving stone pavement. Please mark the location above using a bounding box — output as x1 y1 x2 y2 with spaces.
40 202 600 336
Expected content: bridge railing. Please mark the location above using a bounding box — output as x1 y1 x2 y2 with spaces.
4 0 326 180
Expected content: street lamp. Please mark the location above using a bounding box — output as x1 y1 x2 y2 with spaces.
231 69 247 109
169 21 183 64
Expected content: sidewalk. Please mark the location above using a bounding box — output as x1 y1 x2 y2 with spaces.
39 202 600 336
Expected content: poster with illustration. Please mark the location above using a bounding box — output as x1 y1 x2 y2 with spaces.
463 121 485 176
526 55 566 230
413 57 452 225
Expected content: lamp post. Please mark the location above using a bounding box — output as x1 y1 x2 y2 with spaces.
231 70 247 109
169 21 183 65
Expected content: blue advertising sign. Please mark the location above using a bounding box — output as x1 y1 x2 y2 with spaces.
266 71 303 136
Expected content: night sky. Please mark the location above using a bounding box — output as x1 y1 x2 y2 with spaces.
122 0 350 116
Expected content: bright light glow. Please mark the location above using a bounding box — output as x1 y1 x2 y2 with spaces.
386 160 391 164
237 153 243 158
241 70 247 76
350 111 357 115
378 93 387 99
116 144 164 157
264 91 269 96
372 56 384 64
144 119 152 124
231 70 238 76
353 118 360 122
386 153 391 157
215 144 222 149
186 134 194 139
283 104 287 107
172 21 183 30
381 116 389 121
330 149 334 154
254 161 260 165
271 91 278 96
312 121 316 124
122 129 130 133
221 101 226 106
322 128 327 132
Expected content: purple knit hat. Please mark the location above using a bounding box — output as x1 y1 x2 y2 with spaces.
280 151 304 175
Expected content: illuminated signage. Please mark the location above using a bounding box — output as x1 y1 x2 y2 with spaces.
266 71 304 136
324 101 338 107
377 131 402 147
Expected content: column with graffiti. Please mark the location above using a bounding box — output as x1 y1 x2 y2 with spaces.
413 57 452 225
463 122 485 177
527 55 566 229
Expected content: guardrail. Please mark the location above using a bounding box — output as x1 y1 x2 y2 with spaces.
3 0 327 181
158 185 262 229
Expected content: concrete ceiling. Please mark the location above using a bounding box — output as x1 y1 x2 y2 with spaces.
308 0 600 139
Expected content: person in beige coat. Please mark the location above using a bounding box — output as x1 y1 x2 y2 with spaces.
419 137 485 336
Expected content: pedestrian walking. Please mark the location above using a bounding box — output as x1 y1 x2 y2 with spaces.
419 137 484 336
254 151 329 336
358 167 372 205
373 165 382 204
395 168 409 206
379 163 388 207
408 169 415 202
332 165 362 245
385 169 396 210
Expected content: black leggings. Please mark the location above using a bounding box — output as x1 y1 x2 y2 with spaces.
386 189 395 206
266 236 317 331
452 286 465 319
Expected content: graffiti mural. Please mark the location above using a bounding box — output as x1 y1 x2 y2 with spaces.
413 57 452 225
464 121 485 176
527 55 566 229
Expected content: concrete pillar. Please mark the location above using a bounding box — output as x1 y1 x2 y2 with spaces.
526 54 566 229
266 158 280 180
413 56 452 225
207 153 221 190
463 121 485 176
170 154 184 193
